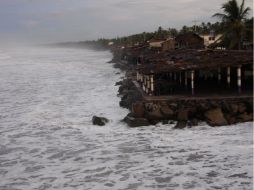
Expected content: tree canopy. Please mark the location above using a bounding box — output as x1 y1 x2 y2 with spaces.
213 0 251 49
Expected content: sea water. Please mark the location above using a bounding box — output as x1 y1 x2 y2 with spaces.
0 46 253 190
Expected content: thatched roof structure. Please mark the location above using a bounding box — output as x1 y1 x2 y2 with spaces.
137 50 253 74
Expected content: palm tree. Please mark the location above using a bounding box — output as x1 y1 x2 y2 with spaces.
213 0 251 49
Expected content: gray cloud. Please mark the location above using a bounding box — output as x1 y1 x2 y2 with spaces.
0 0 252 44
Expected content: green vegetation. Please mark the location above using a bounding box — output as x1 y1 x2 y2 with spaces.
213 0 251 49
95 0 252 50
97 22 225 47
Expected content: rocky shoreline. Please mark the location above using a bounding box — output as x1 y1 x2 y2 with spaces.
110 51 253 128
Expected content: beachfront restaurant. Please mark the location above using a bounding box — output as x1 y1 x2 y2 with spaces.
136 50 253 96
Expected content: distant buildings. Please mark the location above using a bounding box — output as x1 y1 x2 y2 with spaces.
108 42 114 46
202 30 222 48
175 32 204 49
149 38 175 52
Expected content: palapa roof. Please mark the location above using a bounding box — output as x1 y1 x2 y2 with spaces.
137 49 253 74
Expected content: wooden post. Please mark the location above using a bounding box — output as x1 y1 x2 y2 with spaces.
145 75 148 93
179 72 182 85
237 65 242 93
227 67 231 87
143 75 146 92
218 68 221 83
151 75 154 95
147 76 150 94
204 72 207 80
185 71 188 88
191 70 195 95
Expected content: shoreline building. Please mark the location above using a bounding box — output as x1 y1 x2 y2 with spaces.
202 30 223 48
136 50 253 96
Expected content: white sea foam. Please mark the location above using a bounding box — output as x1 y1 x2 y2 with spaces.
0 46 253 190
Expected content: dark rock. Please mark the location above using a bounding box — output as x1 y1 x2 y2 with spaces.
174 121 187 129
145 103 158 112
238 112 253 122
245 100 253 113
92 116 109 126
210 101 219 108
230 104 238 114
221 101 231 113
188 119 199 127
187 107 198 118
238 103 246 113
107 60 114 63
132 102 144 118
115 81 123 86
162 120 169 125
113 63 121 68
119 88 142 109
204 108 228 126
224 114 236 125
169 121 175 124
160 106 174 118
177 110 188 121
124 116 150 127
168 103 178 110
198 102 209 112
146 108 164 120
160 101 168 106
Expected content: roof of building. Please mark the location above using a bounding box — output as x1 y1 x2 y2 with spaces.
175 32 204 41
137 49 253 74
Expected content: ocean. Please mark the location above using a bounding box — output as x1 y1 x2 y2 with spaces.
0 46 253 190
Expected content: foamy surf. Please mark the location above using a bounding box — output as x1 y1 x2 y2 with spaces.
0 46 252 190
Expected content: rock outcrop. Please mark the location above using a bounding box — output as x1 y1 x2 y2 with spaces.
174 109 189 129
115 61 253 128
124 115 150 127
204 108 228 126
92 116 109 126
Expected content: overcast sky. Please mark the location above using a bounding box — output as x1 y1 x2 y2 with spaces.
0 0 252 43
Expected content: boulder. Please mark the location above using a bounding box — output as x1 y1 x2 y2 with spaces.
146 108 164 120
92 116 109 126
168 103 178 110
238 113 253 122
188 119 199 127
162 120 170 125
159 101 168 106
124 115 150 127
145 103 158 112
204 108 228 126
177 110 188 121
210 101 219 108
119 90 142 109
113 63 121 68
160 106 174 118
132 102 144 118
188 107 198 118
221 101 231 113
174 121 187 129
198 102 209 113
115 81 123 86
238 103 246 113
229 104 238 114
224 114 236 125
245 100 253 113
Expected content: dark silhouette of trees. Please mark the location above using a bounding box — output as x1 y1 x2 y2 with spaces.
213 0 251 49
